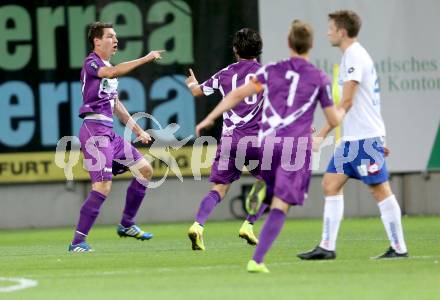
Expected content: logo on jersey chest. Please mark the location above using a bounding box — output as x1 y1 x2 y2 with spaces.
100 78 118 94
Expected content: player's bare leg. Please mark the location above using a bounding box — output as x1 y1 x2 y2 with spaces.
211 183 230 199
93 181 113 196
368 180 392 203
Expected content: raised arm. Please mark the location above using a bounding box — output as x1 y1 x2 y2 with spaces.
97 50 165 79
114 98 151 144
185 68 204 97
195 81 260 136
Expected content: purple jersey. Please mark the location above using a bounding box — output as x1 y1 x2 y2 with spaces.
200 60 263 137
255 57 333 141
79 52 118 120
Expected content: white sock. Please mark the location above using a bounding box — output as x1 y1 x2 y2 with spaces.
319 195 344 251
378 195 408 254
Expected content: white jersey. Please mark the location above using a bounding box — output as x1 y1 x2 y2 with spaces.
339 42 386 141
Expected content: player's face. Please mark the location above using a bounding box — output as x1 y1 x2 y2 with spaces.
96 28 118 57
327 20 342 47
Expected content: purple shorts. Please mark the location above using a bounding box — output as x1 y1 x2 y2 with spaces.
260 136 312 206
209 135 262 185
79 120 143 183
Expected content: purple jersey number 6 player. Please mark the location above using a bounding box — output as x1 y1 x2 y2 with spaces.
185 28 269 251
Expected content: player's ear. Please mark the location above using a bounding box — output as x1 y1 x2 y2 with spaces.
340 28 348 38
94 37 101 48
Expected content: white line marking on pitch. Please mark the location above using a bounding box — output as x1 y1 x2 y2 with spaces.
0 277 38 293
17 255 440 280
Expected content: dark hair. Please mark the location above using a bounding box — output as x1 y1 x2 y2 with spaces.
328 10 362 38
288 20 314 54
87 22 113 50
232 28 262 59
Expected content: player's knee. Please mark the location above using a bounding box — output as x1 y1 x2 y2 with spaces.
212 184 229 199
321 177 333 194
369 186 386 202
140 164 153 181
270 197 289 214
93 181 112 196
369 181 392 202
321 177 340 196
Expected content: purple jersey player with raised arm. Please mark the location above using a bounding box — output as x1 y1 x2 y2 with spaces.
69 22 164 252
185 28 269 251
196 20 345 272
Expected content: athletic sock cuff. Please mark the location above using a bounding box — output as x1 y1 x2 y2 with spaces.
90 190 107 201
325 195 344 202
378 194 398 210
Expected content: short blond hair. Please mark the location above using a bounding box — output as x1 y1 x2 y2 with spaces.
288 20 314 54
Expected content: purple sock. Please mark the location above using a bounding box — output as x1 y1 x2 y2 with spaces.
120 179 147 228
195 190 222 225
252 208 286 263
246 203 269 224
72 190 107 245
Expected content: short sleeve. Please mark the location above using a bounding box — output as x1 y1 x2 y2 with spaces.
318 73 334 108
343 51 363 83
200 70 223 96
84 57 104 78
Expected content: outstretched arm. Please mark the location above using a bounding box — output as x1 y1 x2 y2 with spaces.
98 50 165 79
195 81 260 136
114 98 151 144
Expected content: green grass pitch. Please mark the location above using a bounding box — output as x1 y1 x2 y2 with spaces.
0 217 439 299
